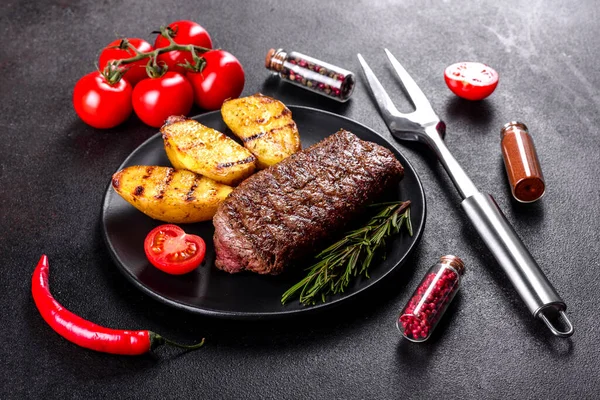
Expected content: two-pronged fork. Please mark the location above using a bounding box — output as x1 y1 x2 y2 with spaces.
357 50 573 337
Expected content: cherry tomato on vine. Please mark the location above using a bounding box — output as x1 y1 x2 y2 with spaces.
98 38 154 86
132 72 194 128
72 71 133 129
187 50 245 111
444 62 499 101
144 224 206 275
155 20 213 74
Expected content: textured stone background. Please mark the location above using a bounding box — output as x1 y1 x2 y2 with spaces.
1 0 599 398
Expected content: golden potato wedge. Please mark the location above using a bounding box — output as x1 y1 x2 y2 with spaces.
112 166 233 223
221 93 301 169
160 116 256 186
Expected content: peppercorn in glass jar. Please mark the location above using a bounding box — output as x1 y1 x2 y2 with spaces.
265 48 355 102
397 255 465 342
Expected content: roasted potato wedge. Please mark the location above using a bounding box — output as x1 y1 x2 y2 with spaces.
160 116 256 186
221 93 301 169
112 166 233 223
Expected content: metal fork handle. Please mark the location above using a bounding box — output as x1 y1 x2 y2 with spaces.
423 126 573 337
424 125 478 199
462 193 573 337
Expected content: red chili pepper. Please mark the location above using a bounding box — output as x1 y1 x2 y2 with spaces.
31 254 204 355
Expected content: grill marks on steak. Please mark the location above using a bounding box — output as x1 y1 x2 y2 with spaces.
213 129 404 275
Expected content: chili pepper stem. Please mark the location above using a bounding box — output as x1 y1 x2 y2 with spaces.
149 332 205 351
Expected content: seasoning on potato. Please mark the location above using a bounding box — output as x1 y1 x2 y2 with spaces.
221 93 301 169
112 165 233 224
160 115 256 186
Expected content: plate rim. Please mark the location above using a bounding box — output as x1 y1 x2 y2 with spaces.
101 105 427 319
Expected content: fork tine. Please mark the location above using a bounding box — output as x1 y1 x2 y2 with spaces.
357 53 402 122
383 48 435 115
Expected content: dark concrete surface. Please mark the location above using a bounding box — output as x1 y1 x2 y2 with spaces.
1 0 599 398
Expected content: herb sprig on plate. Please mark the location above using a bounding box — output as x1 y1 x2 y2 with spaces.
281 200 412 306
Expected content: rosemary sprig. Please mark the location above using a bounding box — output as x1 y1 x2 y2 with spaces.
281 200 413 306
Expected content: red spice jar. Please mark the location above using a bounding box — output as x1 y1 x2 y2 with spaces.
265 48 355 102
397 255 465 342
500 121 546 203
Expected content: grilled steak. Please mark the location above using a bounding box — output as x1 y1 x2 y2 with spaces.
213 129 404 275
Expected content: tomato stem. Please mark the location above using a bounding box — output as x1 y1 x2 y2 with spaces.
101 26 212 82
182 46 208 73
125 41 143 56
145 55 168 78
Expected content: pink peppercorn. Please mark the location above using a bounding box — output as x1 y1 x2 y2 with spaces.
397 255 465 342
265 48 356 102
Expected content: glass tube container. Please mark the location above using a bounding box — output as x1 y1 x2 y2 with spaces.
500 121 546 203
397 255 465 342
265 48 355 102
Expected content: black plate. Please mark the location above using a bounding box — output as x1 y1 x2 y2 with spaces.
101 106 426 319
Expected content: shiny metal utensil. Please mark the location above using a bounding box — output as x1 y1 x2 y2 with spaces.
357 49 573 337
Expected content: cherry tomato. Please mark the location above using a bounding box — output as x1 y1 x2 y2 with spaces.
132 72 193 128
155 20 213 74
444 62 499 101
72 71 133 129
187 50 245 111
144 224 206 275
98 38 154 86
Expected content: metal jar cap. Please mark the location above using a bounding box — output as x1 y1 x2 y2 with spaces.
440 255 465 275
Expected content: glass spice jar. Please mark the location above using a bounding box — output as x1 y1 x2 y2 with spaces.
500 121 546 203
265 48 356 102
397 255 465 342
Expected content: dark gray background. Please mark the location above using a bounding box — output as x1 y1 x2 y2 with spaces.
1 0 599 398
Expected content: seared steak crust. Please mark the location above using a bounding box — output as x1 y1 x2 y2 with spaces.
213 129 404 275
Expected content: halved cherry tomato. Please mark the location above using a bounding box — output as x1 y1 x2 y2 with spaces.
187 50 245 110
155 20 213 74
98 38 154 86
144 224 206 275
444 62 499 101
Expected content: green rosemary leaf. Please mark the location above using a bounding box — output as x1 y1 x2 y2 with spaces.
405 209 413 236
281 200 412 305
392 211 399 229
361 247 373 273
